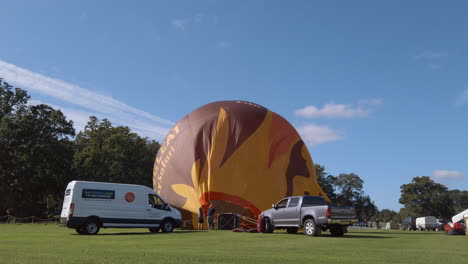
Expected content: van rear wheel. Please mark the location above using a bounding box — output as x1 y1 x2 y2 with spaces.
84 219 100 235
161 220 174 233
75 226 86 235
149 227 160 233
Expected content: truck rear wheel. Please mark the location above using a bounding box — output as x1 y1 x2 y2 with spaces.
330 225 344 237
304 219 320 236
286 227 298 234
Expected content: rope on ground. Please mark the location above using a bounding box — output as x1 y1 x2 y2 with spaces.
237 214 257 224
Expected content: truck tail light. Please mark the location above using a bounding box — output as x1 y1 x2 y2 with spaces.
68 203 74 218
326 208 331 218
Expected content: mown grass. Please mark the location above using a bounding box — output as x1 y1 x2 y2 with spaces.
0 224 467 264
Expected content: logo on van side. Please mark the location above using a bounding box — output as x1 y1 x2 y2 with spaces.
125 192 135 203
82 189 115 199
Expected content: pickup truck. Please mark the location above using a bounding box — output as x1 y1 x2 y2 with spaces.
260 195 357 236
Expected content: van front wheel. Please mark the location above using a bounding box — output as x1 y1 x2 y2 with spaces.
85 219 100 235
161 220 174 233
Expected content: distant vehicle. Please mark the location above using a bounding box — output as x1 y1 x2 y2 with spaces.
260 195 357 237
59 181 182 235
416 216 437 231
402 217 416 231
354 221 366 227
436 219 446 231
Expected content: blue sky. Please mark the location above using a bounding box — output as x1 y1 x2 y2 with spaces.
1 0 467 211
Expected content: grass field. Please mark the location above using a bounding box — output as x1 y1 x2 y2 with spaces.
0 224 467 264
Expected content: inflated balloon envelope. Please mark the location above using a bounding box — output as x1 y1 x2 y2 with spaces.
153 100 330 228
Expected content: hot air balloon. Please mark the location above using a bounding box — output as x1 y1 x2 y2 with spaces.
153 101 329 228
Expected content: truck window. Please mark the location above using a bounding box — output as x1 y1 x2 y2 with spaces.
148 194 168 210
302 196 326 207
288 197 300 208
276 198 288 209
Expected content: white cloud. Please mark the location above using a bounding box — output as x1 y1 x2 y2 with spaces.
456 89 468 105
295 99 383 119
0 59 173 139
296 123 343 146
171 19 185 31
431 170 464 181
216 41 230 49
414 51 448 60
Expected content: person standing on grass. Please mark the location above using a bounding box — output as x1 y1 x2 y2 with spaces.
207 203 216 230
198 206 205 230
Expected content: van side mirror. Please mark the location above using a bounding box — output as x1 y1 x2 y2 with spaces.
272 204 276 209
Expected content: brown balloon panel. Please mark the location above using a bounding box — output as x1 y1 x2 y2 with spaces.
153 101 330 228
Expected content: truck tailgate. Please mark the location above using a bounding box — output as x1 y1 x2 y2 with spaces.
329 206 356 220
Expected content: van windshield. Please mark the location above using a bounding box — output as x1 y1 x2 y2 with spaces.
148 194 168 210
65 189 71 196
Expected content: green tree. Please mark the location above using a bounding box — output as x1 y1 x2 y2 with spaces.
73 116 160 187
448 189 468 214
0 78 75 216
377 209 398 222
399 176 453 219
334 173 364 206
314 164 337 202
393 207 417 223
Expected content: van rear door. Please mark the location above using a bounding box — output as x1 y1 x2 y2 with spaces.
60 182 75 225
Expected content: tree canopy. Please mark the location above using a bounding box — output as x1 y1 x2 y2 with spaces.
1 79 75 216
1 78 160 217
73 116 160 187
399 176 453 219
314 165 378 221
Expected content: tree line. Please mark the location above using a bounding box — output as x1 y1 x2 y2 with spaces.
0 79 160 217
2 78 466 222
314 164 378 222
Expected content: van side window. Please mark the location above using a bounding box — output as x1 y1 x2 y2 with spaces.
148 194 169 210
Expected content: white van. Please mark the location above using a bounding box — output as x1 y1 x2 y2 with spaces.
59 181 182 235
415 216 437 231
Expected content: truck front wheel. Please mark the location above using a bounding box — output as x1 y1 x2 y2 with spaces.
263 218 274 233
304 219 321 236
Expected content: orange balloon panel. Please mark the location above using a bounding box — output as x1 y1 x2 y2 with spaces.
153 101 329 224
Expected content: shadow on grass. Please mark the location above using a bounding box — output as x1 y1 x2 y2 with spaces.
353 231 444 235
262 232 391 239
73 230 201 236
